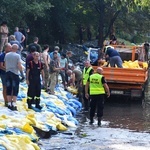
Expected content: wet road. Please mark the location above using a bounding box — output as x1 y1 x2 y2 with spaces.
40 98 150 150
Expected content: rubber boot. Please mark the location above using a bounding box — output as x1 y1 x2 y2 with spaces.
90 117 94 125
98 117 101 126
27 99 32 109
35 99 42 110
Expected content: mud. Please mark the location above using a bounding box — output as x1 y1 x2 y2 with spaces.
39 99 150 150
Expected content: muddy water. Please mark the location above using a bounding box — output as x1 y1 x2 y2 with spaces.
40 99 150 149
103 99 150 132
76 98 150 133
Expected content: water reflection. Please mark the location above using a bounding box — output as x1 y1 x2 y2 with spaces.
103 99 150 132
77 98 150 133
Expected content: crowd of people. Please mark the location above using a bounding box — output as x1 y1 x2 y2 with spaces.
0 29 111 126
0 21 149 126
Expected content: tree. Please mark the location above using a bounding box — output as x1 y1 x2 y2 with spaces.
0 0 52 35
87 0 150 47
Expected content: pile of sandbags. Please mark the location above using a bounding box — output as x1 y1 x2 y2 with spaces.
0 81 82 149
99 60 148 69
122 60 148 69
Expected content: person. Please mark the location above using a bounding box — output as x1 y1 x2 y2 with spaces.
143 42 149 61
26 52 44 109
0 21 9 53
82 60 94 111
14 27 25 46
67 67 82 101
5 44 23 110
85 67 110 126
19 26 30 48
105 46 123 68
49 46 61 60
66 51 73 67
9 35 23 55
9 35 25 82
28 37 42 53
26 46 37 70
65 51 73 82
67 67 82 85
49 46 61 85
0 43 12 106
110 34 117 45
48 51 62 94
41 44 50 91
59 53 68 89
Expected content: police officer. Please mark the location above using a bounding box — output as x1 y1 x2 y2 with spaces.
85 67 110 126
82 60 94 111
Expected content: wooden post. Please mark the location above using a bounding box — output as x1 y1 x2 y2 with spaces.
132 46 136 61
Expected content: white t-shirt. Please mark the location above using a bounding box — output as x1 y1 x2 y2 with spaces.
60 58 67 68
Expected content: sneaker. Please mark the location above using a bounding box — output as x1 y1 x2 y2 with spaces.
8 105 13 110
36 105 42 110
12 106 17 111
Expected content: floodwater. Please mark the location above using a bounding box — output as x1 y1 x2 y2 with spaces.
103 99 150 132
39 98 150 150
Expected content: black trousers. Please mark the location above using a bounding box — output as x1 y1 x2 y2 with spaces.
27 79 41 99
90 94 105 118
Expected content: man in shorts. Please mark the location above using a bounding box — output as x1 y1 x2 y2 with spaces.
5 44 23 110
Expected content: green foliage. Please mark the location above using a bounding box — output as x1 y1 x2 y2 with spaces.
0 0 149 45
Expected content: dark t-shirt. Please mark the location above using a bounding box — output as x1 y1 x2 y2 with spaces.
27 60 43 81
0 52 5 74
106 48 120 57
26 53 34 69
49 59 59 73
28 43 42 53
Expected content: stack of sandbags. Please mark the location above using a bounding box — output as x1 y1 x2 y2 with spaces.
0 80 82 149
122 60 148 69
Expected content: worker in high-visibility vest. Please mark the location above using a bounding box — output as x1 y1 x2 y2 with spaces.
85 67 110 126
82 60 94 111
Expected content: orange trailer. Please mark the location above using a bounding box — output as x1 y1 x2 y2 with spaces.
91 45 148 98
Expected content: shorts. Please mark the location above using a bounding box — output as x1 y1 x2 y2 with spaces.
6 71 20 96
0 74 7 86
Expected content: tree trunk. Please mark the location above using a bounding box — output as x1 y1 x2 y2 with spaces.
97 0 105 48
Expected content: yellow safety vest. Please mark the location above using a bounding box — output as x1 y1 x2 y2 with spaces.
83 67 92 85
89 73 105 95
